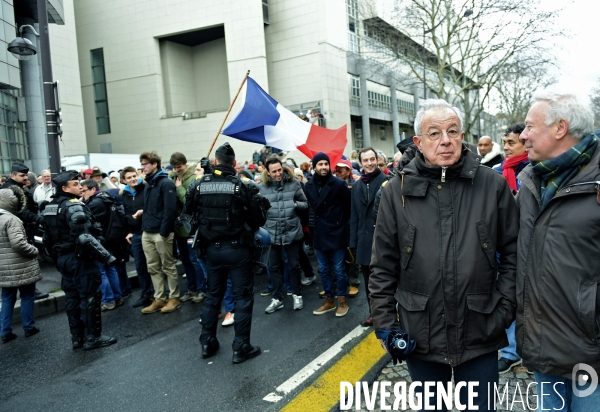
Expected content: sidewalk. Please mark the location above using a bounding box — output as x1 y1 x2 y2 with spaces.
358 361 536 412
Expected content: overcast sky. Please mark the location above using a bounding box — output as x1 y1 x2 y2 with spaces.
547 0 599 104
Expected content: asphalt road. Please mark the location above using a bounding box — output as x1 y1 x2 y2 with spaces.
0 260 370 412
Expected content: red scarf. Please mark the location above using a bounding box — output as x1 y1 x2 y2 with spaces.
501 153 529 193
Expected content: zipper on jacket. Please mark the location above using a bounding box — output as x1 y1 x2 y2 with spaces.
441 167 447 183
366 183 370 203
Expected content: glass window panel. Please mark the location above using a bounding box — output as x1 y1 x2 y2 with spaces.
95 101 108 117
23 145 29 159
3 159 10 174
92 66 105 83
0 125 6 140
9 143 17 158
0 109 5 124
7 127 15 142
90 49 104 66
93 83 107 100
97 117 111 134
1 140 8 155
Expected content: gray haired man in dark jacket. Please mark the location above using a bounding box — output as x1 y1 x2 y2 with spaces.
370 99 519 410
516 92 600 409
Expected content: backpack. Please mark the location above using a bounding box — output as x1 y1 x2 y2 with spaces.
99 195 128 242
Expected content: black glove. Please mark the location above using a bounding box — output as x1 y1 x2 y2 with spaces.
200 157 212 174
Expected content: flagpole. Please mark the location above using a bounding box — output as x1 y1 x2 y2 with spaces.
206 70 250 158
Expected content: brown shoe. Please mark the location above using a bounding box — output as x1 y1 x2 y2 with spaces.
336 296 349 317
161 298 181 313
348 286 359 297
313 297 336 315
141 300 166 314
360 317 373 327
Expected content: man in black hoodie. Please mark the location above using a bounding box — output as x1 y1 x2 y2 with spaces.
137 151 179 314
121 166 154 308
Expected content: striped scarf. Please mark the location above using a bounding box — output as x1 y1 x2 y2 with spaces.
532 132 598 209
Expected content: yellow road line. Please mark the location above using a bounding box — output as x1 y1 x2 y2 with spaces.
281 331 386 412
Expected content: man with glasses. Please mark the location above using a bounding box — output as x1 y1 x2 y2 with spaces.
137 151 179 314
370 99 519 410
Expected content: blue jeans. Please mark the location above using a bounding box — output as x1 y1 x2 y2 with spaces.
223 277 235 313
98 262 122 304
534 371 600 411
131 233 154 298
406 351 498 411
115 259 132 297
176 236 204 293
1 283 36 336
315 248 348 297
500 320 520 361
188 241 206 292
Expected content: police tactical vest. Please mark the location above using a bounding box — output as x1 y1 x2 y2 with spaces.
194 173 247 242
43 198 80 253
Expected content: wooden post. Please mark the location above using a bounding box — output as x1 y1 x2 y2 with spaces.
205 70 250 158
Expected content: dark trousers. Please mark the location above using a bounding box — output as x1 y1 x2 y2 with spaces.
298 245 314 278
200 243 254 350
268 242 302 300
131 233 154 298
175 235 200 293
361 265 371 314
57 253 103 337
406 352 499 411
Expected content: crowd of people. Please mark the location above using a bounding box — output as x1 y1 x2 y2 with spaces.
0 91 598 408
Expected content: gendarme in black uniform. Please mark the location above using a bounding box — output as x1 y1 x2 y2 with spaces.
43 171 117 350
187 143 269 363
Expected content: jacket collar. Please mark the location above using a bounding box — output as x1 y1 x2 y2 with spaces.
401 145 481 196
518 143 600 206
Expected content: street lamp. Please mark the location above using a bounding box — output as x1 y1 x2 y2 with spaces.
422 8 473 99
7 25 39 61
6 0 61 174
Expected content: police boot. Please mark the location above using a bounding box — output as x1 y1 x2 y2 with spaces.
83 291 117 351
70 326 85 350
232 342 261 364
201 336 220 358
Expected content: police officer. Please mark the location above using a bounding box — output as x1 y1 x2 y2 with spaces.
187 143 269 363
43 171 117 350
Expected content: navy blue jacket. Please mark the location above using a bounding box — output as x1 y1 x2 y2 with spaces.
141 170 176 237
121 181 145 235
305 173 351 251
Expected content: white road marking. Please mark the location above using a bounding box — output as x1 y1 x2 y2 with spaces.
262 325 368 402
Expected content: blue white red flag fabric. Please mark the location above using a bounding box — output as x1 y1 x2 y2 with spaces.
222 76 347 167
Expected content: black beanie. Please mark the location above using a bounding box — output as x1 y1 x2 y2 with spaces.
312 152 330 169
216 142 235 163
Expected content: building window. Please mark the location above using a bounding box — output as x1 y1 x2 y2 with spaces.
347 0 359 53
91 48 111 134
397 99 415 116
263 0 269 24
368 91 391 111
379 125 387 141
0 90 29 175
350 75 361 106
353 125 363 150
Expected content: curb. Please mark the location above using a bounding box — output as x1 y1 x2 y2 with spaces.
6 261 185 324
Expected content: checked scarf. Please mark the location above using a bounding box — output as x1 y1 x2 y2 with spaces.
532 132 599 209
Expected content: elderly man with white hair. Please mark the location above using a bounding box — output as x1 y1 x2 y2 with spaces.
370 99 519 410
33 170 55 205
516 91 600 409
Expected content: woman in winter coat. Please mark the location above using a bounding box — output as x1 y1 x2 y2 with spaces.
0 186 42 343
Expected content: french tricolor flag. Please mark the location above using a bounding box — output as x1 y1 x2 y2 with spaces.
222 77 347 166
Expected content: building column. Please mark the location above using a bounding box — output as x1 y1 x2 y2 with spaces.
389 78 400 147
358 60 370 147
18 18 49 174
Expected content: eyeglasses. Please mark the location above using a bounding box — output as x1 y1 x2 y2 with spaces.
140 162 149 167
377 163 386 167
420 129 461 141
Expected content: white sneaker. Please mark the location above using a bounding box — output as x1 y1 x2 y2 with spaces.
293 294 303 310
265 298 284 314
301 277 314 286
222 312 234 326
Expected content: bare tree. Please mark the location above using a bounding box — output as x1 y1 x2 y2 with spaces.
357 0 563 140
493 58 557 126
590 78 600 129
